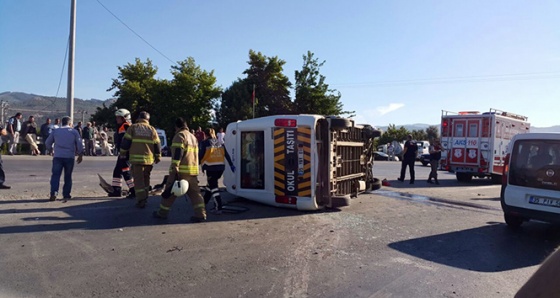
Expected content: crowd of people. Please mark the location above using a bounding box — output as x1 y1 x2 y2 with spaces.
1 112 114 157
0 110 232 223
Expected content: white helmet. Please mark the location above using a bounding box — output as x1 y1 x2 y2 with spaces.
171 179 189 196
115 108 131 121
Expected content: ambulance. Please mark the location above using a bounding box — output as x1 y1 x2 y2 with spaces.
440 108 530 182
222 115 382 211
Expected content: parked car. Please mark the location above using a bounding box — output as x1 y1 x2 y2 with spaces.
155 128 170 156
374 151 390 161
501 132 560 228
419 153 431 166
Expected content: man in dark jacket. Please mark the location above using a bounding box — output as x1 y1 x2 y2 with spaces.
40 118 52 155
397 135 418 184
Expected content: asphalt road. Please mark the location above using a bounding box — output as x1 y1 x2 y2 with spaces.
0 156 558 297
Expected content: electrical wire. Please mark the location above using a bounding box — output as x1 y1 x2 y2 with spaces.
95 0 177 65
55 37 70 98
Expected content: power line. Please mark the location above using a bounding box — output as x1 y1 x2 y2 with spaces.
95 0 177 65
331 71 560 88
55 37 70 98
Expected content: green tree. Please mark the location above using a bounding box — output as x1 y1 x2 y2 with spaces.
96 57 221 140
377 124 410 145
107 58 158 113
244 50 293 116
425 125 440 141
90 102 118 129
216 79 252 127
294 51 352 116
152 58 222 137
410 129 428 141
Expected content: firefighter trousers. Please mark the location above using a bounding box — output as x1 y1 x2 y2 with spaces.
112 157 134 190
158 174 206 220
131 164 153 204
204 169 224 210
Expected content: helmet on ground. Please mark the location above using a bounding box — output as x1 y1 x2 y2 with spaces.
171 179 189 196
115 109 131 121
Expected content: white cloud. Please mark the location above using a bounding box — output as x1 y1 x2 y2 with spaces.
377 103 405 115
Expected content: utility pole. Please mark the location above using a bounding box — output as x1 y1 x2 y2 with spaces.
67 0 76 123
76 110 87 124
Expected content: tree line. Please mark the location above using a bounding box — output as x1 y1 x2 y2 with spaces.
91 50 352 139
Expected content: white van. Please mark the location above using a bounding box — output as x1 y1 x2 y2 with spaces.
416 140 430 160
501 133 560 228
155 128 169 156
223 115 382 211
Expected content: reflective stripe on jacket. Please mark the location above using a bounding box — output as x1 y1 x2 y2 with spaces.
170 128 199 175
200 138 226 167
120 119 161 165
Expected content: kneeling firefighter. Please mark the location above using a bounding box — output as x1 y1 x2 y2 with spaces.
153 118 206 223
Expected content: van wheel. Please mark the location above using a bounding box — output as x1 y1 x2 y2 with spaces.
329 117 352 130
456 172 472 182
504 213 523 229
370 178 381 191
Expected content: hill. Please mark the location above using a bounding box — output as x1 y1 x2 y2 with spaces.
0 91 113 123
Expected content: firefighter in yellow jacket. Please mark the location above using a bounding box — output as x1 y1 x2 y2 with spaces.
153 117 206 223
119 111 161 208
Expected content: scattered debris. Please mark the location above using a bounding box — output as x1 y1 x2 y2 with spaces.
167 246 183 253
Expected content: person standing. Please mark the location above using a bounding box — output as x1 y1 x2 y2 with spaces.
21 115 40 156
52 118 60 130
110 109 135 198
195 127 205 147
153 118 206 222
119 111 161 208
7 112 22 155
40 118 52 155
0 124 11 189
99 126 112 156
387 142 394 161
427 138 442 184
216 127 225 145
45 116 83 201
74 121 83 139
199 128 234 214
82 122 95 156
397 135 418 184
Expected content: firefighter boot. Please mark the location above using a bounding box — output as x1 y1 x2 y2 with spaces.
126 187 136 199
108 187 122 197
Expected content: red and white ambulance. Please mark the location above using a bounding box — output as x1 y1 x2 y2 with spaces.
440 108 530 182
222 115 382 210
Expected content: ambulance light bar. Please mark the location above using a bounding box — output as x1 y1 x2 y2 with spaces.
274 119 297 127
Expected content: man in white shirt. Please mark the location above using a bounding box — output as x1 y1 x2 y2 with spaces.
217 127 225 145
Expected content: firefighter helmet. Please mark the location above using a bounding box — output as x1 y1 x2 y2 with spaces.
171 179 189 196
115 108 131 121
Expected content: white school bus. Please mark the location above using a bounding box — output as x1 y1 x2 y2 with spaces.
222 115 382 211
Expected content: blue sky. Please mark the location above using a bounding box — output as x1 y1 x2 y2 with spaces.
1 0 559 127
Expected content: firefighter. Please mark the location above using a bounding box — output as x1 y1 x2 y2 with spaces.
153 117 207 223
109 109 135 198
119 111 161 208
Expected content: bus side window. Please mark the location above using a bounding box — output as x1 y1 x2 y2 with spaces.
240 131 265 189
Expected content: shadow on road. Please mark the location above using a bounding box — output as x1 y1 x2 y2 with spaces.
0 193 307 235
388 222 560 272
